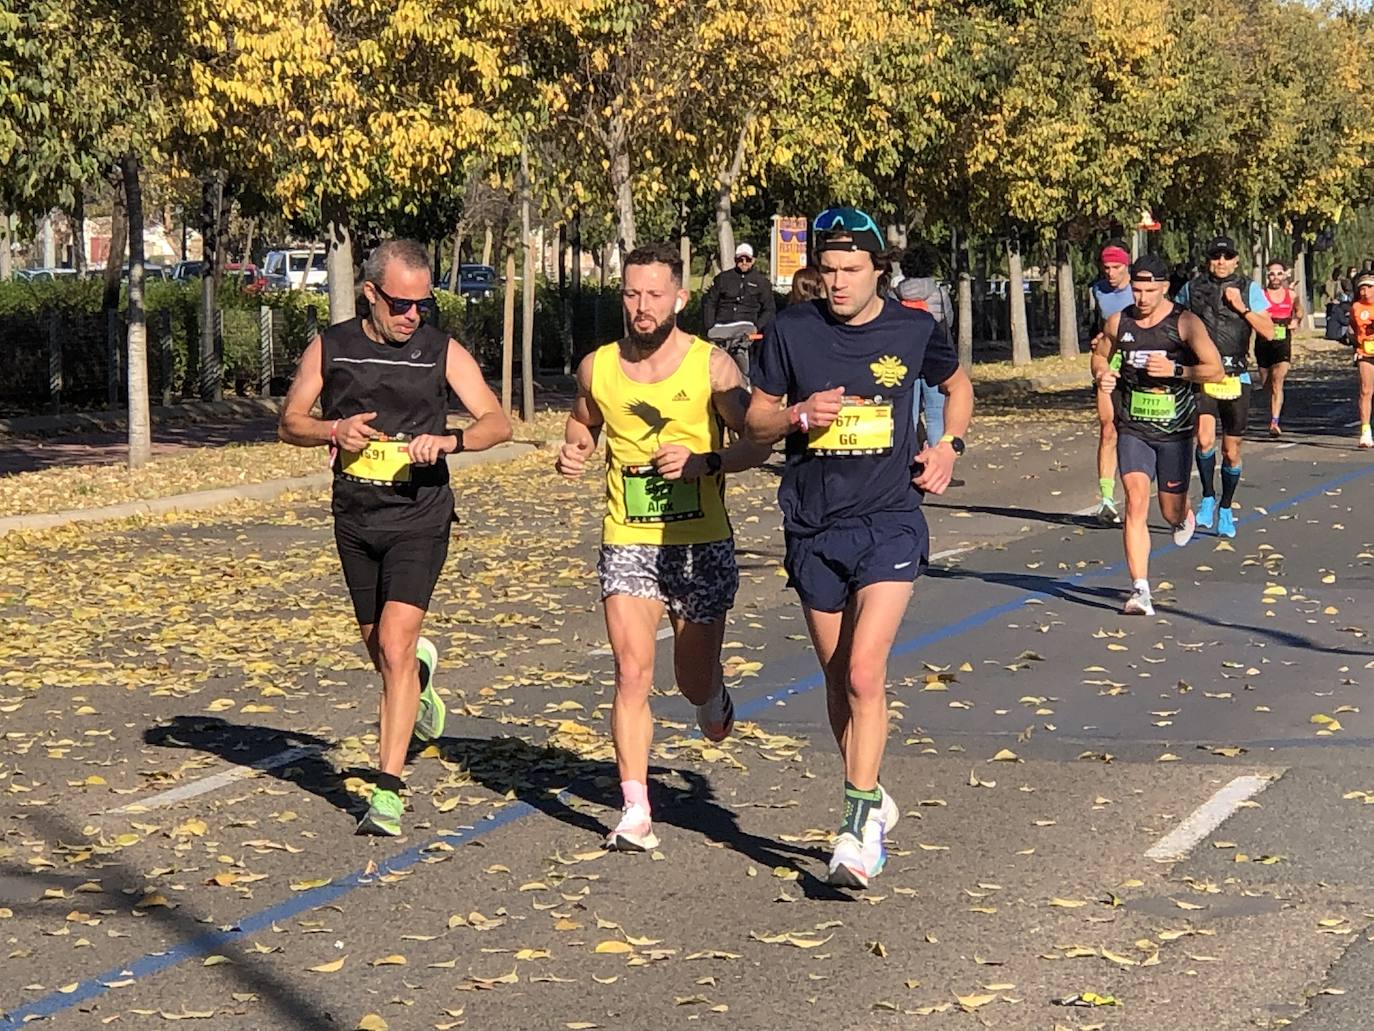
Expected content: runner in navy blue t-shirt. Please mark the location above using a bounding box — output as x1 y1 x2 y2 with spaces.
746 207 973 889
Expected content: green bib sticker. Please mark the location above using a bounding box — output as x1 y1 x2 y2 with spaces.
1128 390 1177 422
1273 325 1287 341
622 465 703 523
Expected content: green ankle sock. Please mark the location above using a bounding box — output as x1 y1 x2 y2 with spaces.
1098 478 1115 504
840 782 882 838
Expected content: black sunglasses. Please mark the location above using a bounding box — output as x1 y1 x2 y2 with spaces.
1209 251 1238 260
374 283 437 317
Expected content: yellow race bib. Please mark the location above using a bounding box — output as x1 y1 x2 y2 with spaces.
807 398 895 456
340 440 412 483
1203 375 1242 400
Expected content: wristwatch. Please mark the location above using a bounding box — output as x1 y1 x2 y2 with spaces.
704 451 723 475
939 434 966 456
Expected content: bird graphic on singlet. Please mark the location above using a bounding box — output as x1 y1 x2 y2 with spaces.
625 399 671 442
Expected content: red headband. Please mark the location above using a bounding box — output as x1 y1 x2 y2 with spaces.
1101 246 1130 266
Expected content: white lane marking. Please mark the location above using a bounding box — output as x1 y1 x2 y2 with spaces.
114 744 321 813
590 625 673 658
930 545 972 562
1144 774 1274 862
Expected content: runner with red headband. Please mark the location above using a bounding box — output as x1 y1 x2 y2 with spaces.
1087 242 1134 526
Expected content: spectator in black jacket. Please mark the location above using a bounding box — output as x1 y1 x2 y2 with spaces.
702 243 776 376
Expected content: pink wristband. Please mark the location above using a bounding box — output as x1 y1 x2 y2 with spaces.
329 419 339 446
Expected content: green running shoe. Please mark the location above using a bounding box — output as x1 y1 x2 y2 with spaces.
412 636 445 743
357 787 403 836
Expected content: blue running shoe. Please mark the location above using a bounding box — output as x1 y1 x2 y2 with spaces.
1196 495 1216 530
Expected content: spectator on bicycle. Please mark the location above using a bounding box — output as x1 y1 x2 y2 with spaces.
703 243 777 376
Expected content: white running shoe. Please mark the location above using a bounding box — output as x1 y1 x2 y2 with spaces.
1361 429 1373 450
875 785 900 838
605 803 659 853
827 831 886 889
1172 510 1196 547
1123 589 1155 617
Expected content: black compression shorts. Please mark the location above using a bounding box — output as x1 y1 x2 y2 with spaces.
1117 433 1191 494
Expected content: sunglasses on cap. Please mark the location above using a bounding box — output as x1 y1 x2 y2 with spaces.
814 207 881 235
373 283 437 318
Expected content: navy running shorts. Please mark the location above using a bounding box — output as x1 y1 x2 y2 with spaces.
783 510 929 613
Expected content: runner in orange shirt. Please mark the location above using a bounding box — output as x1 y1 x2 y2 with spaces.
1348 272 1374 448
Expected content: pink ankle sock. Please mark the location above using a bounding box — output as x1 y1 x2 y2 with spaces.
621 779 650 814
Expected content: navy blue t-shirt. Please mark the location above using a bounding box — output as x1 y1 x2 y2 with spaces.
754 298 961 536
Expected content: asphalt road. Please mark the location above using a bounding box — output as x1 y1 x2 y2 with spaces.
3 354 1374 1030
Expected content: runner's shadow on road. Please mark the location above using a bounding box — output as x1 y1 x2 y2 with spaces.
925 566 1124 613
924 499 1097 528
144 717 371 817
433 735 850 901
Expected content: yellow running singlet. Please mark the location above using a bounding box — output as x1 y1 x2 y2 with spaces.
591 337 732 546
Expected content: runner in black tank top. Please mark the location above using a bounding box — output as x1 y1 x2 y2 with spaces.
279 239 511 836
1092 254 1224 619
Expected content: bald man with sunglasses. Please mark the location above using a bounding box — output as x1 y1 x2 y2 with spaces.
280 238 511 837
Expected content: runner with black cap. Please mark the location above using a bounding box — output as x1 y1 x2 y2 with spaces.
279 239 513 836
1172 235 1274 539
746 206 974 889
1093 254 1224 616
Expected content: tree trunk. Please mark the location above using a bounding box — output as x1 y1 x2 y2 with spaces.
955 230 973 371
1295 234 1314 330
325 205 354 324
714 116 753 271
481 226 494 267
71 192 87 274
241 217 256 278
103 168 128 311
501 247 516 415
122 152 151 469
200 171 223 400
1056 237 1078 358
449 224 463 292
607 113 636 253
212 183 231 296
1007 237 1031 366
558 222 573 374
519 144 536 421
0 214 10 280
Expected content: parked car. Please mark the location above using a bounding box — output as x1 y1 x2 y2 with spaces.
438 263 497 298
263 248 327 289
15 267 79 282
225 262 267 293
122 263 169 281
171 260 206 281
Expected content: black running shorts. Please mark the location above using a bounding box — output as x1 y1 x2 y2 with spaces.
334 518 451 625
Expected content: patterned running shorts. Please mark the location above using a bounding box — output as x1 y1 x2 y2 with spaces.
597 540 738 623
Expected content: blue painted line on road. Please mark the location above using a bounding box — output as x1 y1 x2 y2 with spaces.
8 458 1374 1027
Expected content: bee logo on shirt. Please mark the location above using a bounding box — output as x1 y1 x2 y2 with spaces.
870 355 908 388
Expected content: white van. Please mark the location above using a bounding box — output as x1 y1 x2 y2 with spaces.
263 248 327 289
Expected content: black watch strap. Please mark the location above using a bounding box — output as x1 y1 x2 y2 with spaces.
453 427 466 453
705 450 723 475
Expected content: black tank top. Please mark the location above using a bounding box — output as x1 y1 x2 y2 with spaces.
1112 304 1197 441
320 317 454 530
1185 272 1251 372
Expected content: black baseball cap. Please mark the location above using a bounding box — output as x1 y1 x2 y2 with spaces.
1130 254 1170 283
1206 235 1239 258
